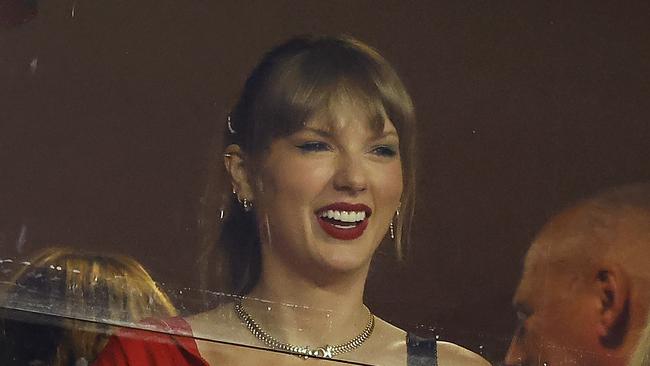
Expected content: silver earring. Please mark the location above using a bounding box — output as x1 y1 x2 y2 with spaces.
233 186 253 212
242 198 253 212
389 207 400 240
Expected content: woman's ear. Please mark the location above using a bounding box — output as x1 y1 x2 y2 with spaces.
224 144 254 202
596 264 630 346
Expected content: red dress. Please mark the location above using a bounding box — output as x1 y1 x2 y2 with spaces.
92 317 210 366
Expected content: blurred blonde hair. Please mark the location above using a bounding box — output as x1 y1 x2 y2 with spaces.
4 247 178 365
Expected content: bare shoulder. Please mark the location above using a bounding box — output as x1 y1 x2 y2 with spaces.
351 316 406 365
373 316 407 340
437 341 491 366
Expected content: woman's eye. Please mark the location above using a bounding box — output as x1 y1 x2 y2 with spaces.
371 146 398 157
296 141 331 153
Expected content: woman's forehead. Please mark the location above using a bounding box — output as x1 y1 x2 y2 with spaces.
303 114 397 138
303 98 396 136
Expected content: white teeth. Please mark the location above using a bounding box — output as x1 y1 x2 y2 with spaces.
334 224 354 229
319 209 367 223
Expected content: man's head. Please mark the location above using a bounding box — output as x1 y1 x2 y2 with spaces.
505 183 650 366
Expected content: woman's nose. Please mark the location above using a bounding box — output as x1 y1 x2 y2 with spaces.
333 155 367 194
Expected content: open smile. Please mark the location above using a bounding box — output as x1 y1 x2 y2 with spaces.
315 203 372 240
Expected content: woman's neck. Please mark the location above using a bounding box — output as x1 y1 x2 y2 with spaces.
242 255 371 347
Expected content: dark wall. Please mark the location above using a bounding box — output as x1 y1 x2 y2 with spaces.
2 1 650 362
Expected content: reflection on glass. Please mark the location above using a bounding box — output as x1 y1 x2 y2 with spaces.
0 247 177 365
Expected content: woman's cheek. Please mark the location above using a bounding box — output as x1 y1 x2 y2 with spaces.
378 162 403 200
290 160 333 188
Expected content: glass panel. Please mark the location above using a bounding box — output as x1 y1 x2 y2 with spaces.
2 1 649 366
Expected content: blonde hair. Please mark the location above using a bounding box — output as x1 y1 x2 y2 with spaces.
2 247 177 365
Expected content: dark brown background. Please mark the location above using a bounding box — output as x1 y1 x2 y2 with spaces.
2 1 649 363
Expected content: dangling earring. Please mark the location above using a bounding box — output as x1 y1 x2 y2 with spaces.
389 207 400 240
232 188 253 212
242 198 253 212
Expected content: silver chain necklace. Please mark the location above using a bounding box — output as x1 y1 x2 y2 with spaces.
234 299 375 359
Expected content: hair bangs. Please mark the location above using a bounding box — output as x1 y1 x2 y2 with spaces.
249 40 409 152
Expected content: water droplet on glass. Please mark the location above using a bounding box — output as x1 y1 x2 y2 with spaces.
29 58 38 74
16 224 27 252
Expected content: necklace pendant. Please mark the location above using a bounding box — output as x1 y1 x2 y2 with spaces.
295 345 333 359
314 345 333 358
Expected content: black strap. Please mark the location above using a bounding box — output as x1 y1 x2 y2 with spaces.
406 333 438 366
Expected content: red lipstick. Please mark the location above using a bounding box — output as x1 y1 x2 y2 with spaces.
315 203 372 240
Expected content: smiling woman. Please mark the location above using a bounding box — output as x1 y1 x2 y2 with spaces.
93 35 489 366
229 95 404 282
220 36 417 297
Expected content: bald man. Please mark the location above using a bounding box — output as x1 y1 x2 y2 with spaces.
505 183 650 366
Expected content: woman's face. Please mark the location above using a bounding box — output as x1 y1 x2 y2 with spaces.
253 100 403 277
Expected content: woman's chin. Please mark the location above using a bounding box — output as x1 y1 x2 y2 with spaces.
312 245 374 276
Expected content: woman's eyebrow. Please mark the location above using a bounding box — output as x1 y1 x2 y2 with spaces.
300 127 398 140
372 130 399 140
380 131 398 138
301 127 334 138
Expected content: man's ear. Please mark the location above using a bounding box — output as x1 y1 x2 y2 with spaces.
595 264 630 346
224 144 254 201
